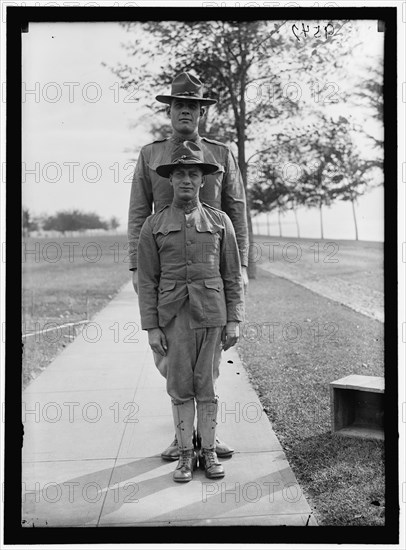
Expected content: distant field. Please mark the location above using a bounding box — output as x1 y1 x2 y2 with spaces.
252 235 383 289
22 234 131 388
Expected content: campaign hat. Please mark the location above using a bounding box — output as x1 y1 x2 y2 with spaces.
156 141 219 178
156 72 217 105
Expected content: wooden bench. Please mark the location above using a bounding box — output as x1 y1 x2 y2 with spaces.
330 375 384 440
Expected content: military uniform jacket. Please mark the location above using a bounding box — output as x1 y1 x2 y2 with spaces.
137 201 245 330
128 135 249 270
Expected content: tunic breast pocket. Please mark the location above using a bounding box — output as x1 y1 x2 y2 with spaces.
153 223 183 262
195 223 223 265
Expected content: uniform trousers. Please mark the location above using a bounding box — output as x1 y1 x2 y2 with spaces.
153 298 223 404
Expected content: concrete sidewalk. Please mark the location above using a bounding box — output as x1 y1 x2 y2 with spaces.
22 282 317 527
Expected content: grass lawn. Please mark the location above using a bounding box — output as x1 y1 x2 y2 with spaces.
237 266 385 526
22 234 131 388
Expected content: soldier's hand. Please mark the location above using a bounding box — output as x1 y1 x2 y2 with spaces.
241 266 249 295
221 322 239 351
132 269 139 295
148 328 168 356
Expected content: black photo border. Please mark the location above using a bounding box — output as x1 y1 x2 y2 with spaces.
5 4 398 546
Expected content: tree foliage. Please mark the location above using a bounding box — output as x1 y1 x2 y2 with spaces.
109 216 121 231
248 132 298 215
109 18 365 273
22 208 39 236
252 114 383 239
42 210 108 234
108 19 383 249
349 64 383 150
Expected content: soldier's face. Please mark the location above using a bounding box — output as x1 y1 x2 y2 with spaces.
169 99 202 135
169 166 204 201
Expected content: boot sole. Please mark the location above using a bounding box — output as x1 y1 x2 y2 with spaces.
161 454 180 461
173 477 193 483
204 470 225 479
216 451 234 458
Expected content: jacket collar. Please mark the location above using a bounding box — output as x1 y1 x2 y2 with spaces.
170 134 202 145
153 202 224 234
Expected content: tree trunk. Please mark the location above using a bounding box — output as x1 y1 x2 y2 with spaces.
293 204 300 238
236 57 256 279
246 210 256 278
319 201 324 240
278 208 282 237
255 217 261 235
266 212 271 236
199 110 208 135
351 197 359 240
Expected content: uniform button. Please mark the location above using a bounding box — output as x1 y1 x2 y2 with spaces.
187 279 192 284
186 223 191 228
187 260 192 265
187 240 192 246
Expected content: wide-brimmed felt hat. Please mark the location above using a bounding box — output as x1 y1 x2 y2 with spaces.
156 72 217 106
156 141 219 178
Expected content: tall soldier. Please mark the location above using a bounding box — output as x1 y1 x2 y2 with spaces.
128 72 249 461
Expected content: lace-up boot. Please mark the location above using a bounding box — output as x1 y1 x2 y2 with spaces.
196 400 225 478
172 400 196 482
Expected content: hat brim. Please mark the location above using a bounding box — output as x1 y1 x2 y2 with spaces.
156 160 219 178
156 94 217 106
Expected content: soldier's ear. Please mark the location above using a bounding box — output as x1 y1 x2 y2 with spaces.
166 105 171 118
200 176 205 188
200 106 206 118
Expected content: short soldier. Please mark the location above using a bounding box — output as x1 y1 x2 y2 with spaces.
129 72 249 460
137 142 244 482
